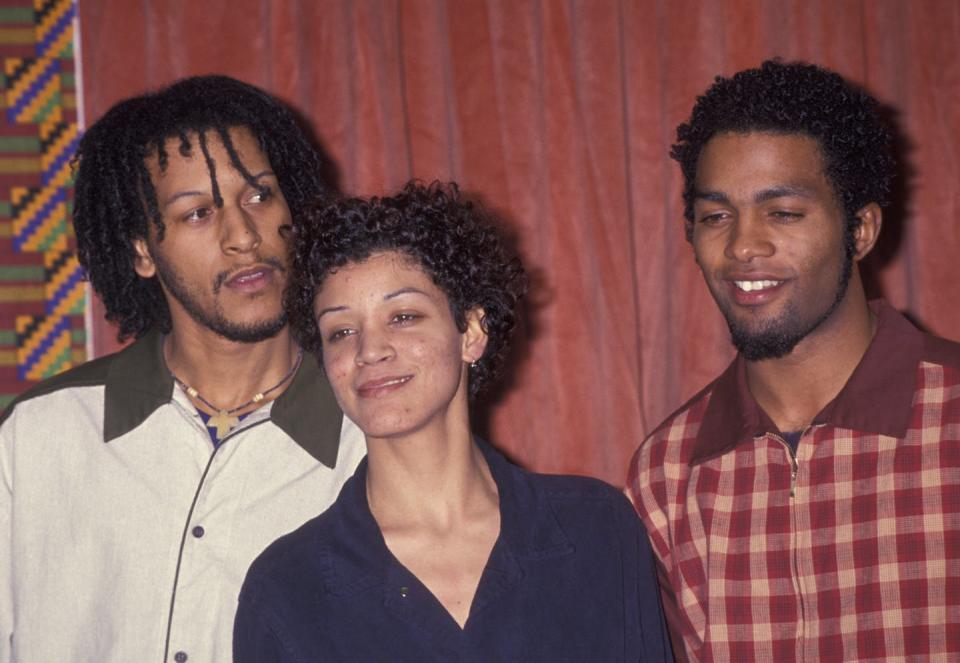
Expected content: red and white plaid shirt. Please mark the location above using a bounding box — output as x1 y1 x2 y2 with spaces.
627 301 960 662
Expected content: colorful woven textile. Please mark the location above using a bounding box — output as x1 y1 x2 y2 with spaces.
0 0 83 409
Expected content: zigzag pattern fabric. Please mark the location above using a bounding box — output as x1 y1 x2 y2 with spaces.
0 0 83 405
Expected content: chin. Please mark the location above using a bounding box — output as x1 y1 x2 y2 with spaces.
356 413 425 442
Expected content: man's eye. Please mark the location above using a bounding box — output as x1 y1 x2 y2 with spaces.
249 187 273 204
771 211 803 220
184 208 213 222
698 212 728 226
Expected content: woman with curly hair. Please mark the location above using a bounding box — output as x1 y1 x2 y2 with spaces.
234 181 671 662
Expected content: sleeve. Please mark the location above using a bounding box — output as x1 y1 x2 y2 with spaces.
1 417 14 661
233 576 303 663
612 491 675 663
626 442 697 661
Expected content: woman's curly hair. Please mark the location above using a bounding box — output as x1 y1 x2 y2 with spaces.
671 59 896 253
73 75 332 341
287 181 527 398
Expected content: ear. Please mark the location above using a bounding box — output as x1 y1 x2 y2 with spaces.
851 203 882 261
132 237 157 278
461 308 489 365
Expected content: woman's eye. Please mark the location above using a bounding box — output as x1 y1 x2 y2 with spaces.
326 328 354 343
391 313 420 325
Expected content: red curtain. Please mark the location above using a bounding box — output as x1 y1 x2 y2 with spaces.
78 0 960 484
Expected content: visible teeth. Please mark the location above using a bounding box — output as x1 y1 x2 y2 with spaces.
735 280 781 292
375 376 410 388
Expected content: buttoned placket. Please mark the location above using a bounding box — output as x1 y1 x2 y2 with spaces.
161 390 273 663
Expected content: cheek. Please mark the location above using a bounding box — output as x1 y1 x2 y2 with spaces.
692 234 724 270
402 336 464 385
322 347 354 388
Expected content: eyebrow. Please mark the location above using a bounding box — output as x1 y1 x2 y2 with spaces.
315 304 347 320
384 287 430 301
694 184 814 206
161 170 276 207
315 287 431 320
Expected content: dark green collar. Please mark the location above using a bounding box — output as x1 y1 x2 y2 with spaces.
104 330 344 468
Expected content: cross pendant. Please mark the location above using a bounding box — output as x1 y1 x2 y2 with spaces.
208 409 240 439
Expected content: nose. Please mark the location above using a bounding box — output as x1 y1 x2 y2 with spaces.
355 328 395 366
724 216 774 262
220 206 262 255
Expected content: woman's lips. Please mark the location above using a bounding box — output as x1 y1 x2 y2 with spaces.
356 375 414 398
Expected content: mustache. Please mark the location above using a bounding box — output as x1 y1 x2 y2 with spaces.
213 256 286 293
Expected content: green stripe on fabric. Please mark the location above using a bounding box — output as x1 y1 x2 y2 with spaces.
0 201 11 216
72 329 85 345
0 265 44 280
0 8 34 23
0 331 14 345
0 136 40 152
32 94 60 124
0 395 15 410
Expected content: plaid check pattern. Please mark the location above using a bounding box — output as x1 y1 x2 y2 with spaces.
627 301 960 662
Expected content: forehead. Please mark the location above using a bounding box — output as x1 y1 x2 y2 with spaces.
695 131 832 196
144 125 269 186
316 251 441 302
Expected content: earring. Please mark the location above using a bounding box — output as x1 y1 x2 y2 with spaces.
470 361 478 369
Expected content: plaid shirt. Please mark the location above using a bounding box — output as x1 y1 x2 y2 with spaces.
627 301 960 662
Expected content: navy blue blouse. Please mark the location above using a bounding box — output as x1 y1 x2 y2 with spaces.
234 442 672 662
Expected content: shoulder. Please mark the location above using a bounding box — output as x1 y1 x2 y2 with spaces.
625 379 721 539
516 469 643 535
0 351 117 426
645 379 717 447
629 380 716 480
528 470 629 506
245 505 337 596
243 465 369 599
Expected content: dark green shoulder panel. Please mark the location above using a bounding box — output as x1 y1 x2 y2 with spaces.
0 352 116 426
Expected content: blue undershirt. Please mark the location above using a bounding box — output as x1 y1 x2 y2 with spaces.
197 410 252 447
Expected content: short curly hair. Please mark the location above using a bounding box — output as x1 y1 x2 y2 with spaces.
73 75 332 341
287 181 527 398
671 59 896 249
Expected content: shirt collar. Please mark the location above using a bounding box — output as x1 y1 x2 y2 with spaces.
103 329 344 468
324 440 573 596
690 299 922 464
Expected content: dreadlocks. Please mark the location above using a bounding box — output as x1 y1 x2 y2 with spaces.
73 75 332 341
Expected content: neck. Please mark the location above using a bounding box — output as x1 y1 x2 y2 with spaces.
745 283 876 433
164 324 299 412
365 411 497 530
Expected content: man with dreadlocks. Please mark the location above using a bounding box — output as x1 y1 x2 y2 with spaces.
0 76 365 661
627 60 960 661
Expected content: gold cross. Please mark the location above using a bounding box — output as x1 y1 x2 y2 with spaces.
208 409 240 439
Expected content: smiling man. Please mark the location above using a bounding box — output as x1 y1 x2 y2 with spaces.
627 60 960 661
0 76 365 662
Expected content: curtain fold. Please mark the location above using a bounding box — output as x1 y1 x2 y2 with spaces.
79 0 960 484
